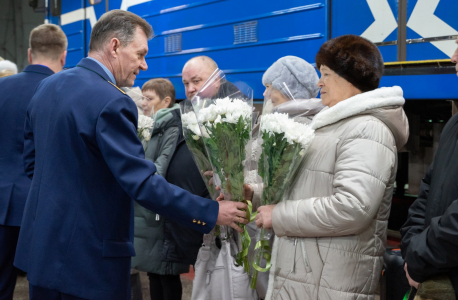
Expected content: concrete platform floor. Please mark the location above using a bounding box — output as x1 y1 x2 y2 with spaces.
13 272 380 300
13 272 193 300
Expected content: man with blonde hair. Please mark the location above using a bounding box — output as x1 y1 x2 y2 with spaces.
0 23 67 300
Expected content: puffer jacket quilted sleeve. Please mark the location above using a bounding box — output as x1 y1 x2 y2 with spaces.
273 118 397 238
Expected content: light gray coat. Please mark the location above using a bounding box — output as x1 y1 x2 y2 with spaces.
262 86 409 300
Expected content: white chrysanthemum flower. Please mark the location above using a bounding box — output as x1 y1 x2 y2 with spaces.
260 112 314 151
143 129 151 141
138 115 154 129
181 112 202 136
214 114 222 125
137 115 154 142
197 97 251 125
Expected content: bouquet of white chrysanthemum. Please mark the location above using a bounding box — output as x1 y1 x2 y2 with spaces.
258 113 314 204
137 115 154 149
180 100 218 200
250 87 315 288
197 97 252 201
192 69 254 272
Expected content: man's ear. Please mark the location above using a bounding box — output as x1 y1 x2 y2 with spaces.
109 38 121 57
28 49 33 64
60 51 67 67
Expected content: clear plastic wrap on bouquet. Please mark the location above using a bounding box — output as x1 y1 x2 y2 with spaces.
179 99 219 200
191 69 254 271
124 87 155 150
250 82 316 288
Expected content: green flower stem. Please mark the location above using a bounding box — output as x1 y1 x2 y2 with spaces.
236 200 254 272
182 128 217 199
250 227 273 289
200 114 252 270
250 130 304 289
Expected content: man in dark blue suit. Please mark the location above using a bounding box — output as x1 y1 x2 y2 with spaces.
0 24 67 300
14 10 248 300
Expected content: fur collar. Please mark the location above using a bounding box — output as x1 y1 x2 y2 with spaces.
310 86 404 130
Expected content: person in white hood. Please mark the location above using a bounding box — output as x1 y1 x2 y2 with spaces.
245 56 325 299
0 57 18 78
249 35 409 300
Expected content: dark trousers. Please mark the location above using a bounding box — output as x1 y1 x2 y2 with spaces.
147 273 182 300
29 284 88 300
0 225 20 300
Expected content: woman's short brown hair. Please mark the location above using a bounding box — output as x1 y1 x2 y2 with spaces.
142 78 176 107
315 34 384 92
29 24 67 61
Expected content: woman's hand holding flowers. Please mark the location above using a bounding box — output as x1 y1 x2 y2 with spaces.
255 205 276 229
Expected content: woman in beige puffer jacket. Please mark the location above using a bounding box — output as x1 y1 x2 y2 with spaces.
253 35 410 300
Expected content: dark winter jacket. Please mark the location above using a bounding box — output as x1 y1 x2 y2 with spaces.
132 105 188 275
401 112 458 298
132 105 207 274
163 112 210 265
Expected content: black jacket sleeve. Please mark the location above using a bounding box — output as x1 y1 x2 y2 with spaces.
400 163 433 258
405 200 458 282
401 163 458 282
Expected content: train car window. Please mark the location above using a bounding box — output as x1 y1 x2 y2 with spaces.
89 0 102 5
50 0 61 16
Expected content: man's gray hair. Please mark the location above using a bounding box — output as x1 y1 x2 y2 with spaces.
89 10 153 52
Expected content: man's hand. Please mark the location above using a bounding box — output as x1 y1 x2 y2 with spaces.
404 263 420 289
216 183 254 202
244 184 254 201
255 205 276 229
216 200 249 233
203 170 214 186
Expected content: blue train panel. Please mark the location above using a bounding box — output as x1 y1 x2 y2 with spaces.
406 0 458 61
48 0 458 100
381 73 458 100
331 0 398 62
140 1 327 99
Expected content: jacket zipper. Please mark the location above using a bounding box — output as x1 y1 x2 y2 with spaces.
291 238 297 273
300 239 312 273
153 130 164 222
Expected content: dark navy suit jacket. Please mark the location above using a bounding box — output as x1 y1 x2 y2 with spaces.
14 58 218 299
0 65 54 226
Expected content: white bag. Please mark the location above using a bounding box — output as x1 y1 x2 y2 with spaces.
192 226 258 300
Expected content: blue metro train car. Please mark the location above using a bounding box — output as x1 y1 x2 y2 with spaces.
39 0 458 101
29 0 458 233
